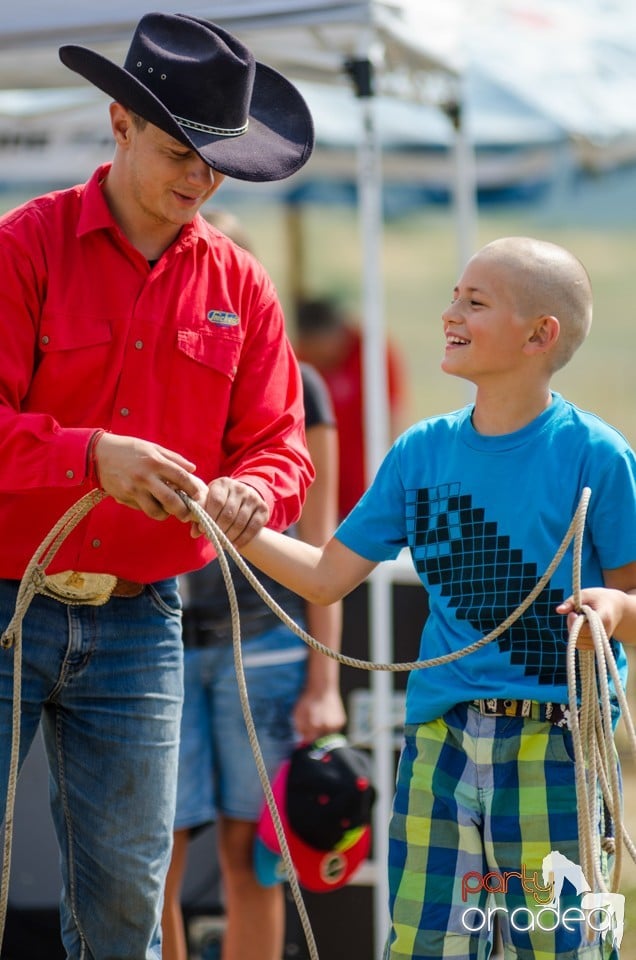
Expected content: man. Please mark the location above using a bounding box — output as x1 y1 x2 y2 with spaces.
0 13 314 959
295 297 410 518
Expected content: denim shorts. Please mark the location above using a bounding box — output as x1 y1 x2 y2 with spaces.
174 623 308 829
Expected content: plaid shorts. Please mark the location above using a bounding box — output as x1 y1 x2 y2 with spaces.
384 702 619 960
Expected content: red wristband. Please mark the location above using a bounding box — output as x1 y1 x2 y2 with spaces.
87 429 105 487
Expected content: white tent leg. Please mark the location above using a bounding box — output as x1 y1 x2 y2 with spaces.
448 84 479 271
368 567 394 959
356 87 392 960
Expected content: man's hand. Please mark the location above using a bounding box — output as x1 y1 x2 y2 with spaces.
94 433 208 522
192 476 270 548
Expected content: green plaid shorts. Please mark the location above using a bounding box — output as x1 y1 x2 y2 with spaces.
384 702 619 960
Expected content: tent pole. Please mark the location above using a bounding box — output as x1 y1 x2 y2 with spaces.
445 87 479 271
347 54 392 960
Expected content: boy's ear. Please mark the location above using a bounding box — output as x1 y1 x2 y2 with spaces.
524 315 560 355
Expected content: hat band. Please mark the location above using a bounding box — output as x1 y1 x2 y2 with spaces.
174 115 249 137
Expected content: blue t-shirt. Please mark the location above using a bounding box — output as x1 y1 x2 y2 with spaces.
336 393 636 723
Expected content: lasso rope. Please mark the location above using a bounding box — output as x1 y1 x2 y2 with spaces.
0 485 634 957
565 500 636 903
0 487 107 935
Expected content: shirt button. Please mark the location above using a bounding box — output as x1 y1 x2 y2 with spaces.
120 408 130 417
65 469 74 479
41 335 50 345
135 340 144 350
92 539 101 549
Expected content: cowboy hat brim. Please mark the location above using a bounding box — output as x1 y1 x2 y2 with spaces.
58 45 314 183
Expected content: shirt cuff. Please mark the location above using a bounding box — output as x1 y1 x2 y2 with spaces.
45 427 101 488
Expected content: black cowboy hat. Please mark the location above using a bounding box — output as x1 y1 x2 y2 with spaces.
59 12 314 182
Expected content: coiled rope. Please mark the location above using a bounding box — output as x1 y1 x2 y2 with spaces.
0 485 634 957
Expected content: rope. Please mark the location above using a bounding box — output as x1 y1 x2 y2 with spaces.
564 487 636 901
0 485 634 958
0 488 106 936
197 498 321 958
178 487 586 675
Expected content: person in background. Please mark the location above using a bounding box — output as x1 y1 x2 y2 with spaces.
295 297 410 518
162 211 346 960
0 15 314 960
238 237 636 959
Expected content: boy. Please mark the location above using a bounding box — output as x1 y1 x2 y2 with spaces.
240 237 636 959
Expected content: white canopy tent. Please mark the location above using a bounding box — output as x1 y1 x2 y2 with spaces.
0 2 459 89
3 4 636 956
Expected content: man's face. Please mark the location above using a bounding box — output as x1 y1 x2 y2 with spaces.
112 106 225 230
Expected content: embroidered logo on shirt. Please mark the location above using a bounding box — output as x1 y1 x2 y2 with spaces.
207 310 239 326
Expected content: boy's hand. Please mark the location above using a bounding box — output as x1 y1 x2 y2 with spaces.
557 588 627 650
191 476 270 547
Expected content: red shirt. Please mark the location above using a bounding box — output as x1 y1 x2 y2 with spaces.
0 165 313 581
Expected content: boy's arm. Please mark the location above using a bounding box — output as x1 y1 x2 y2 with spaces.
240 528 377 606
557 560 636 648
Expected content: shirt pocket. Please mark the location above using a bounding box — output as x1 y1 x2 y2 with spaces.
165 328 244 460
175 328 242 381
39 314 112 353
32 313 114 419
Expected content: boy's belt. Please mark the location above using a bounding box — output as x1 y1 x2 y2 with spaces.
42 571 145 605
471 698 570 728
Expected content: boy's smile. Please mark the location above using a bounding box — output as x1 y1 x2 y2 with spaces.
445 332 471 348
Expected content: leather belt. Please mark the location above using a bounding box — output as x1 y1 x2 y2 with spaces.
471 698 570 728
42 571 144 606
111 578 146 598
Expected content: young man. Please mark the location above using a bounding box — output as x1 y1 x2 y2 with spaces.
0 13 314 960
240 237 636 959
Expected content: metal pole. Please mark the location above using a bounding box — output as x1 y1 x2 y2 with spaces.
346 53 393 960
444 85 479 272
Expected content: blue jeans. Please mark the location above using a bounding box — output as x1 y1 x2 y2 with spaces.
175 624 307 829
0 578 183 960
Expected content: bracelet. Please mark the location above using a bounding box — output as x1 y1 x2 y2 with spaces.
86 429 106 487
